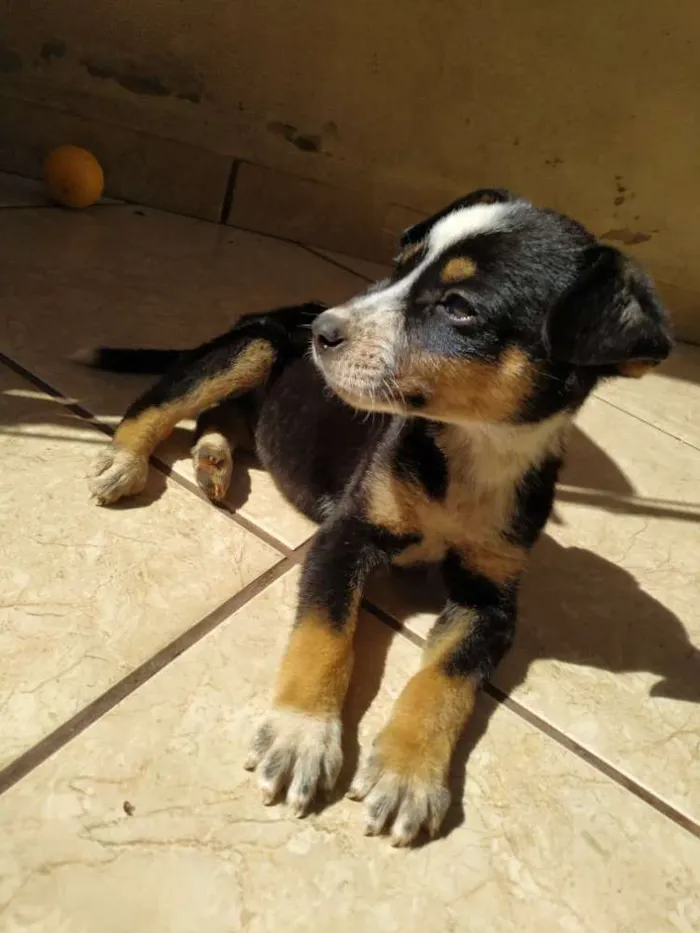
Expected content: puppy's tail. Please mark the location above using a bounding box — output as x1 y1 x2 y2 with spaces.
71 346 182 375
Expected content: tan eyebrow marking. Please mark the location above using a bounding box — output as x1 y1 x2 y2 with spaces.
395 241 425 265
440 256 477 284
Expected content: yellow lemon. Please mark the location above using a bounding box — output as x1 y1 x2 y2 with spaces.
43 145 104 208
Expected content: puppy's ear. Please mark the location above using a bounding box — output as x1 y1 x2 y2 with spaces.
543 245 673 375
399 188 517 247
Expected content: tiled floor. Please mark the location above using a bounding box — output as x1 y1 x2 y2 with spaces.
0 172 698 932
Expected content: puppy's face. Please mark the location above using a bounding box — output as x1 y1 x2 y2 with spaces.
311 190 672 426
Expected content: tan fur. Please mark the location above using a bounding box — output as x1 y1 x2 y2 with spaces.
365 467 422 536
423 607 478 665
365 414 568 576
373 608 478 783
274 610 357 716
395 241 425 265
375 664 478 783
400 346 535 425
440 256 477 284
463 539 527 584
114 341 275 456
618 360 656 378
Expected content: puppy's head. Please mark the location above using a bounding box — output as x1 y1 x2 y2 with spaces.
311 189 672 426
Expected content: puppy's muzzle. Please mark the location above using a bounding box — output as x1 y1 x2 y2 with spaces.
312 310 348 353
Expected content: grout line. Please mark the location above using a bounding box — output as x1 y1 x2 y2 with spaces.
218 160 240 225
300 245 375 283
0 203 58 210
595 393 700 456
362 596 700 840
150 460 295 557
0 554 297 796
0 352 299 556
362 599 424 648
2 355 698 838
0 202 125 212
485 683 700 840
0 351 112 430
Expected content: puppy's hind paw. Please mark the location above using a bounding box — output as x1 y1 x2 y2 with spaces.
192 433 233 502
88 446 149 505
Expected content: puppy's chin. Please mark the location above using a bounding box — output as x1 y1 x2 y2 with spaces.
313 351 402 415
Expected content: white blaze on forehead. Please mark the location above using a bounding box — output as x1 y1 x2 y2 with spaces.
348 201 515 312
426 201 514 255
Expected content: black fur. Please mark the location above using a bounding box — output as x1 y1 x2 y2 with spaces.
393 420 448 501
82 189 673 839
508 454 564 549
298 515 419 629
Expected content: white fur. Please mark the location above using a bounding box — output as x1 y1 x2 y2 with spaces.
338 201 514 317
348 752 450 846
88 446 149 505
427 201 514 255
246 709 343 815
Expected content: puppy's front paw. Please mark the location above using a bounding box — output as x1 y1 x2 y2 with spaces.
348 739 451 846
88 446 149 505
244 708 342 816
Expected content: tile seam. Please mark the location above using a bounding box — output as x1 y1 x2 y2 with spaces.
3 358 699 840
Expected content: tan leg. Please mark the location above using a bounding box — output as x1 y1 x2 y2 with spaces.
245 606 357 814
89 338 275 505
348 608 478 845
244 515 401 815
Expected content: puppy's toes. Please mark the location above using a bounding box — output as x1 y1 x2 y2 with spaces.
349 747 450 846
246 709 342 814
88 447 149 505
192 433 233 502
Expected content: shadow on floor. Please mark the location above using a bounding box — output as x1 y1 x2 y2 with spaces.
2 367 700 522
2 362 699 843
369 531 700 841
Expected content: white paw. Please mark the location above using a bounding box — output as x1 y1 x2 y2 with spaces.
348 752 450 846
192 433 233 502
88 447 149 505
244 709 343 815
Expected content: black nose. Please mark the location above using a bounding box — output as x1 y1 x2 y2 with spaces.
312 312 347 351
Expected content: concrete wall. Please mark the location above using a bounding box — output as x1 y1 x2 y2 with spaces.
2 0 698 340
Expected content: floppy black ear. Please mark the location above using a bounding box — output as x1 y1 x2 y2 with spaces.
399 188 516 248
543 245 673 373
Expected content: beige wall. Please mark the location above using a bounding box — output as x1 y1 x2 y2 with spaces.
2 1 698 339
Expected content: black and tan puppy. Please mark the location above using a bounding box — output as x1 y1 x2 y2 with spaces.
78 189 672 845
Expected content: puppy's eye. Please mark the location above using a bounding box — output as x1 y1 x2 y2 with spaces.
437 291 477 325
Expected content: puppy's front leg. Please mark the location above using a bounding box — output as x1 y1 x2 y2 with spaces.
350 548 520 846
246 516 407 815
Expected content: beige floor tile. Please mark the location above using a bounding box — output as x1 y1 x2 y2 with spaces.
0 172 48 207
312 247 392 283
0 205 366 548
1 569 698 932
157 437 318 551
0 367 281 767
369 396 700 821
595 342 700 449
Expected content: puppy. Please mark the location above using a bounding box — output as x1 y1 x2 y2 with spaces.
78 188 672 845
